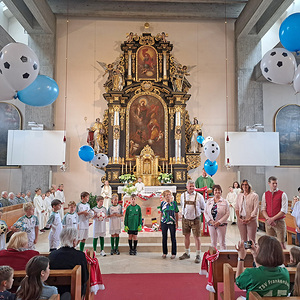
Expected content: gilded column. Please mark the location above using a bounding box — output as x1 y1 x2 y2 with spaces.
128 50 132 79
113 109 120 163
163 51 167 79
175 110 181 162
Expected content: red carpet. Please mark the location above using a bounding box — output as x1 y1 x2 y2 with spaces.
94 273 209 299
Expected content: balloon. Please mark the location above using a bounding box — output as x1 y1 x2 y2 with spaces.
279 13 300 52
204 159 218 176
0 72 16 100
0 42 40 91
196 135 205 144
260 48 296 84
78 145 94 162
91 153 109 168
202 136 213 146
293 65 300 93
204 141 220 162
17 75 59 107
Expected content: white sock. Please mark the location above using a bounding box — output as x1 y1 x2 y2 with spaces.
185 248 190 255
196 250 201 256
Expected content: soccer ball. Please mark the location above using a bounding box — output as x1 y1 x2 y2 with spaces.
91 153 109 168
0 221 8 236
0 42 40 91
260 48 296 85
87 210 94 219
97 211 106 221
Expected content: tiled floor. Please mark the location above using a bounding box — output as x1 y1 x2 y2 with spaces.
34 222 287 275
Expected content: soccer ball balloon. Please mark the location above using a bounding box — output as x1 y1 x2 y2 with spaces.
91 153 109 168
0 42 40 91
0 221 8 236
204 141 220 162
260 48 296 85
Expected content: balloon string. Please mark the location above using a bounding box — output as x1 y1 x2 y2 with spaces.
64 0 69 136
224 0 229 142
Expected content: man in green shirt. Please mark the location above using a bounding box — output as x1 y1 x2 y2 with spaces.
195 168 215 197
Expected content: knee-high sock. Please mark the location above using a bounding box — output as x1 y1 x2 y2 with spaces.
100 237 105 251
93 238 98 251
128 239 133 250
110 237 115 250
79 242 85 252
115 236 120 249
133 240 138 250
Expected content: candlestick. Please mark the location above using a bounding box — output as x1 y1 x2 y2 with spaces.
171 162 172 173
130 161 132 172
163 161 165 173
122 161 124 174
126 162 127 173
166 163 168 173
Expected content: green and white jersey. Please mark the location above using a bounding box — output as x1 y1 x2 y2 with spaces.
235 265 290 300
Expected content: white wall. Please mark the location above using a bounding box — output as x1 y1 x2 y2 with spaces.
52 18 237 201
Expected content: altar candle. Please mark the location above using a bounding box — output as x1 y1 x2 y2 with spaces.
166 163 168 173
130 161 132 172
126 162 127 173
171 163 172 173
122 162 124 174
163 161 165 172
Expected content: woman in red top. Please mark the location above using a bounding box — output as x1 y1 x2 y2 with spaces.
0 232 39 270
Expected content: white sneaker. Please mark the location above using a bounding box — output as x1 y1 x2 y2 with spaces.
100 250 106 257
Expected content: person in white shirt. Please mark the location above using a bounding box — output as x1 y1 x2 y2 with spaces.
100 180 112 209
226 186 237 224
135 177 145 194
55 184 66 220
33 188 45 231
179 180 205 264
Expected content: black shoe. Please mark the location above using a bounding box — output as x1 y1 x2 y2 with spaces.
129 249 133 255
115 249 120 255
231 222 236 225
133 249 137 255
110 250 114 255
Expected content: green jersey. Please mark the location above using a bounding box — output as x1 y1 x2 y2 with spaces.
124 204 142 231
235 266 290 300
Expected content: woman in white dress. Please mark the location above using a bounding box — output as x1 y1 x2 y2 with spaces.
101 180 112 209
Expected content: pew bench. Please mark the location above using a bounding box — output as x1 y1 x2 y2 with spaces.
13 265 82 300
249 291 299 300
208 249 291 300
223 263 296 300
1 204 24 227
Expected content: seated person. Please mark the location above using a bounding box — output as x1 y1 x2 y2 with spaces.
0 232 39 270
49 227 89 297
235 235 290 299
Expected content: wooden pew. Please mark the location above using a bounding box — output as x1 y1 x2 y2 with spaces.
208 249 291 300
1 204 24 227
223 263 297 300
47 295 60 300
13 265 81 300
249 291 299 300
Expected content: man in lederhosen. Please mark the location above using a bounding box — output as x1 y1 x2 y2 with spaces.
179 180 205 263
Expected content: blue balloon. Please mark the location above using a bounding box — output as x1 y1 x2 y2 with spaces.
279 13 300 52
196 135 205 144
204 159 218 176
17 75 59 107
78 145 95 162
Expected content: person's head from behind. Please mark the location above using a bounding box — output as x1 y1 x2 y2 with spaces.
68 201 77 213
255 235 284 267
7 232 28 250
24 202 34 216
81 191 90 203
51 199 62 212
112 194 118 206
60 227 78 248
293 262 300 296
96 196 104 208
0 266 14 291
16 256 50 300
290 246 300 265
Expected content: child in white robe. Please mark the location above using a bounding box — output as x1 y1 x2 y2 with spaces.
33 188 45 231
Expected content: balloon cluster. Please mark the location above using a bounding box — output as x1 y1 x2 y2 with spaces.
197 136 220 176
0 42 59 106
260 13 300 93
78 145 109 168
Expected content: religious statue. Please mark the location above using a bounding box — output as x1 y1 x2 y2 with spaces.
112 65 125 91
189 117 203 153
87 118 106 153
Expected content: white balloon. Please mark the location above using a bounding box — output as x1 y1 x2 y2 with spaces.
260 48 296 85
91 153 109 168
0 42 40 91
204 141 220 162
202 136 213 146
0 72 16 100
293 65 300 93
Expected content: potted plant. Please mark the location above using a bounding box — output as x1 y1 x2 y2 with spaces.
119 173 136 184
158 173 173 184
123 184 137 196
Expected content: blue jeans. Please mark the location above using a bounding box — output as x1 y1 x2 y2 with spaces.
161 222 177 255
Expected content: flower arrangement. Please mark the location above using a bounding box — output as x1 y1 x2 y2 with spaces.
123 184 137 196
158 173 173 183
119 173 136 183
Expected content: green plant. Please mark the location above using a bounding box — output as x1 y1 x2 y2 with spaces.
123 184 137 196
88 193 97 209
119 173 136 183
158 173 173 183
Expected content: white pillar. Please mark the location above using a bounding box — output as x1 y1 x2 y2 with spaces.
175 111 181 161
113 110 120 163
163 51 167 79
128 50 132 78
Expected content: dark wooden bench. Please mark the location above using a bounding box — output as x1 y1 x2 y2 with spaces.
208 249 290 300
13 265 82 300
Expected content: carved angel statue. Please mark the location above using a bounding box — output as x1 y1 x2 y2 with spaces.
126 32 138 42
155 32 168 42
97 56 124 91
189 117 203 153
170 57 196 92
